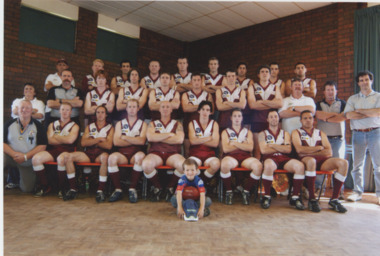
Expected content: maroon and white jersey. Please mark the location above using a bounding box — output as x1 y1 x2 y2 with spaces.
88 122 112 139
224 127 251 158
252 82 277 124
263 128 287 157
122 86 144 100
86 122 112 154
219 87 243 130
302 78 312 90
235 77 251 90
185 90 209 105
89 89 112 106
49 120 76 151
173 72 192 85
118 118 144 155
143 75 161 89
149 119 181 154
204 73 224 86
116 75 130 88
272 78 283 88
183 90 210 125
297 128 322 147
151 87 178 120
189 119 216 157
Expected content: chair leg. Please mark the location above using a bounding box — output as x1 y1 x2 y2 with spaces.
142 176 147 200
218 176 223 203
318 174 327 201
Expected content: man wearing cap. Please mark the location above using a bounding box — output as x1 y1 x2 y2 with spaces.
44 58 75 92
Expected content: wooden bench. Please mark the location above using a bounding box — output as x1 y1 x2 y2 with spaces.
45 162 334 202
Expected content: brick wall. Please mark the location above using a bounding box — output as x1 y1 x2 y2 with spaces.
4 1 364 131
189 3 364 103
3 0 184 121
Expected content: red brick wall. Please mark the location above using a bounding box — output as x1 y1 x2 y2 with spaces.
3 0 184 121
188 3 364 104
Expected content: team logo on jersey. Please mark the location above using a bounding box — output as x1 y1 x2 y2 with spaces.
125 91 131 96
255 86 263 94
300 131 309 140
55 125 61 134
92 94 99 102
155 123 163 132
123 124 129 130
91 128 97 132
156 91 163 100
266 135 275 144
229 132 237 141
235 80 240 87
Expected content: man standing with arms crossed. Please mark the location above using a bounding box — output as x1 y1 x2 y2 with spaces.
344 71 380 204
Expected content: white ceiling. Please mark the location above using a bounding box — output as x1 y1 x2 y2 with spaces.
63 1 332 42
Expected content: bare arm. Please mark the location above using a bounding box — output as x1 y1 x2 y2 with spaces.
161 122 184 144
148 90 161 111
181 93 198 113
138 88 149 110
303 80 317 98
284 79 292 98
49 124 79 145
146 122 173 142
84 93 97 115
97 127 114 150
291 130 325 156
262 86 283 108
170 92 181 110
259 131 291 155
116 88 127 111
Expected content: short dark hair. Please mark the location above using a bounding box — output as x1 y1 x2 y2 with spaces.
257 65 271 75
269 62 279 68
295 62 306 68
230 108 243 116
178 57 188 62
182 158 198 170
208 57 219 63
356 70 374 83
24 82 34 88
95 70 108 81
236 62 247 69
323 81 337 91
127 68 140 82
267 109 279 117
197 100 213 113
149 60 160 66
62 69 73 75
120 59 131 67
300 110 313 118
226 69 236 75
191 73 202 79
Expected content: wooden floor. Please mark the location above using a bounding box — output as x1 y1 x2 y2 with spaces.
3 189 380 256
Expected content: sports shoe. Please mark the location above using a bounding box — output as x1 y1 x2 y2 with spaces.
128 189 138 203
347 192 362 202
261 196 272 209
5 183 19 189
164 187 174 202
225 191 233 205
150 188 162 202
241 191 250 205
308 199 321 213
63 189 78 201
270 187 277 198
204 207 210 217
33 186 51 197
108 190 123 202
95 191 105 203
328 199 347 213
289 197 305 210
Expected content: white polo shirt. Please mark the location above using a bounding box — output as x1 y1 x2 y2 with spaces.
279 95 316 134
11 97 45 122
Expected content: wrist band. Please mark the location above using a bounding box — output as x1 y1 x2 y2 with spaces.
24 154 27 162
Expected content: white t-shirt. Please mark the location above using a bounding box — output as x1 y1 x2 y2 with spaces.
11 97 45 121
44 72 75 92
279 95 316 134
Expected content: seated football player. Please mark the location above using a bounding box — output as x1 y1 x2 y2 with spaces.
32 103 79 198
115 68 148 121
108 99 147 203
255 110 305 210
182 73 213 157
292 110 348 213
141 101 185 202
188 101 220 187
220 108 262 205
148 72 181 121
58 105 114 202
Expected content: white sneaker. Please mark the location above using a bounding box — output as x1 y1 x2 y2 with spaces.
347 192 362 202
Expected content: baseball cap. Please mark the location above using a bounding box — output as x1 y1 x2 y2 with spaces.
57 58 68 65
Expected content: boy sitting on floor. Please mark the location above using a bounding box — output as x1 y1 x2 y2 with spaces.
171 158 212 220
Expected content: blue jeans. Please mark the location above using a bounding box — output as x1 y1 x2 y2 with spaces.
171 195 212 209
315 137 345 188
352 129 380 197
